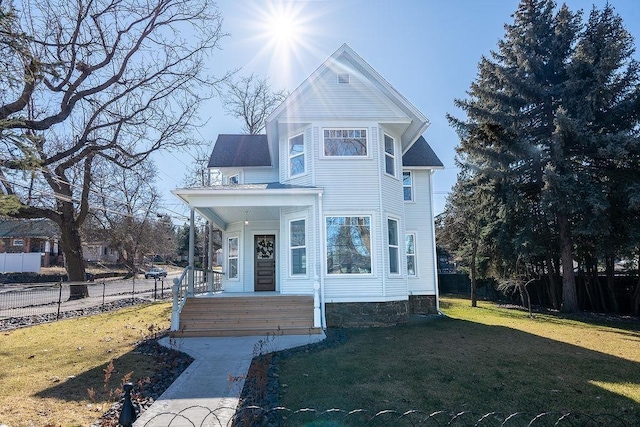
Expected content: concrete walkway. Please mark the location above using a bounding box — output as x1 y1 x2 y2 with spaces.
133 333 326 427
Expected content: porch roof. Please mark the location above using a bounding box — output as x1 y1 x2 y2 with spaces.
172 183 323 230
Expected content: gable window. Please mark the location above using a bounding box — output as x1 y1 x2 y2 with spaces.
388 218 399 274
337 73 350 84
323 129 367 157
227 236 239 279
228 174 239 185
326 216 371 274
384 134 395 176
289 134 305 177
406 233 416 276
403 171 413 201
290 219 306 275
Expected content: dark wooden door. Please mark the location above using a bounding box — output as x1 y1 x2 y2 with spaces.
254 235 276 291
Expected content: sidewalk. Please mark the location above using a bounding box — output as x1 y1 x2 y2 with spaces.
133 333 326 427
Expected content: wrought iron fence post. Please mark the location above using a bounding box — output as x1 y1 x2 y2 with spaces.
132 275 135 301
154 277 158 300
118 382 137 426
102 280 106 310
56 282 63 320
160 277 164 299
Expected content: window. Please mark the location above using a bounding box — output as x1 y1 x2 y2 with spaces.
384 134 395 176
290 219 306 275
323 129 367 157
403 171 413 201
326 216 371 274
289 134 305 177
406 234 416 276
337 73 350 84
228 175 239 185
388 219 399 274
12 239 24 246
227 237 239 279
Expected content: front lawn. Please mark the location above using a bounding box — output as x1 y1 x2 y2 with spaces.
278 296 640 420
0 302 173 427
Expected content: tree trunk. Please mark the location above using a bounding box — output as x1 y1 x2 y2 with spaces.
545 252 560 309
470 239 478 307
557 213 579 313
605 255 619 313
59 218 88 299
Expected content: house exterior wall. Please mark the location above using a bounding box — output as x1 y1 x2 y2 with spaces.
404 169 438 296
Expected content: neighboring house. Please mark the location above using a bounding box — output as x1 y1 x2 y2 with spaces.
172 44 443 335
0 218 62 268
82 241 119 263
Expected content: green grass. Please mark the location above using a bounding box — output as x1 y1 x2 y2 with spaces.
279 296 640 418
0 302 172 427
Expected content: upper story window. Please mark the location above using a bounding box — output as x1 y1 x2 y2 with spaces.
228 174 239 185
384 134 395 176
289 134 305 177
326 216 371 275
12 238 24 246
403 171 413 201
323 129 367 157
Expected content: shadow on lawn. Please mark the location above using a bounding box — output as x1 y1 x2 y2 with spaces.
279 316 640 416
35 339 192 406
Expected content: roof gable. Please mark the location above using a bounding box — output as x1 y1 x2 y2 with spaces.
266 44 430 150
402 136 444 168
207 134 271 168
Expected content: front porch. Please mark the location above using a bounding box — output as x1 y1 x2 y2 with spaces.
170 267 323 337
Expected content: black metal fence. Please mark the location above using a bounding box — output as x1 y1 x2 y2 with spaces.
0 276 172 324
128 405 640 427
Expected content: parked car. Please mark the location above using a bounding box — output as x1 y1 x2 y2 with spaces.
144 267 167 279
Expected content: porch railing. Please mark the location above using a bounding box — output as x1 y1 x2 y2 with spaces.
170 267 224 330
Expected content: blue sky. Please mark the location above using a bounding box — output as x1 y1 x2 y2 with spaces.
156 0 640 219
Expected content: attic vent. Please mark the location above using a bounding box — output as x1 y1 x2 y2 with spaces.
337 73 350 84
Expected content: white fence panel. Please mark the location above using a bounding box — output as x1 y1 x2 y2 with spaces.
0 253 41 273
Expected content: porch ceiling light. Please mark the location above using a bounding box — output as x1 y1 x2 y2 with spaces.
244 210 249 226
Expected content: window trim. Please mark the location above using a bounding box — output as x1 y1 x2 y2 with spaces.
289 218 307 277
12 238 25 247
384 134 396 177
406 233 417 277
228 174 240 185
403 170 413 201
322 128 369 158
387 218 400 275
288 133 305 178
325 214 373 276
227 235 239 280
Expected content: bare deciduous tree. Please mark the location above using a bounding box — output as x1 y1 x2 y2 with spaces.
0 0 228 297
220 73 287 134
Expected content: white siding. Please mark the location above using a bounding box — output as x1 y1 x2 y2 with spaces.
404 169 438 295
286 67 406 120
243 167 279 184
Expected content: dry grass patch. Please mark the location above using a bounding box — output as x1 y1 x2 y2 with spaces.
0 302 171 427
279 296 640 417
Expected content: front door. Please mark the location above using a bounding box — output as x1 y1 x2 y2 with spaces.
254 235 276 291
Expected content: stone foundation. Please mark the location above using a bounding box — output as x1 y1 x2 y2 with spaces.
325 300 409 328
409 294 438 315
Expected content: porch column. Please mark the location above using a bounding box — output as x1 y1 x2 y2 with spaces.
188 207 195 295
318 193 326 329
207 222 214 294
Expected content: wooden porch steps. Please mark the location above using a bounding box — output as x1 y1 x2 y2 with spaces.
172 295 322 337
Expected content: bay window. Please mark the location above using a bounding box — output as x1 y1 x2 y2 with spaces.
326 216 371 274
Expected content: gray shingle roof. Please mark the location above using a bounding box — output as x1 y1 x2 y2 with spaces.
402 136 443 168
208 134 271 168
0 218 59 239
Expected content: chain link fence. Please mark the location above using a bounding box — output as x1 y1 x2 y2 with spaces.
0 276 173 328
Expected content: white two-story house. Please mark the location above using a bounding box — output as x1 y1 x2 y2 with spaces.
171 44 443 336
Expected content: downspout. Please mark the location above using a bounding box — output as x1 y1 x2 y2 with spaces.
318 192 327 329
188 207 195 295
429 170 441 312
